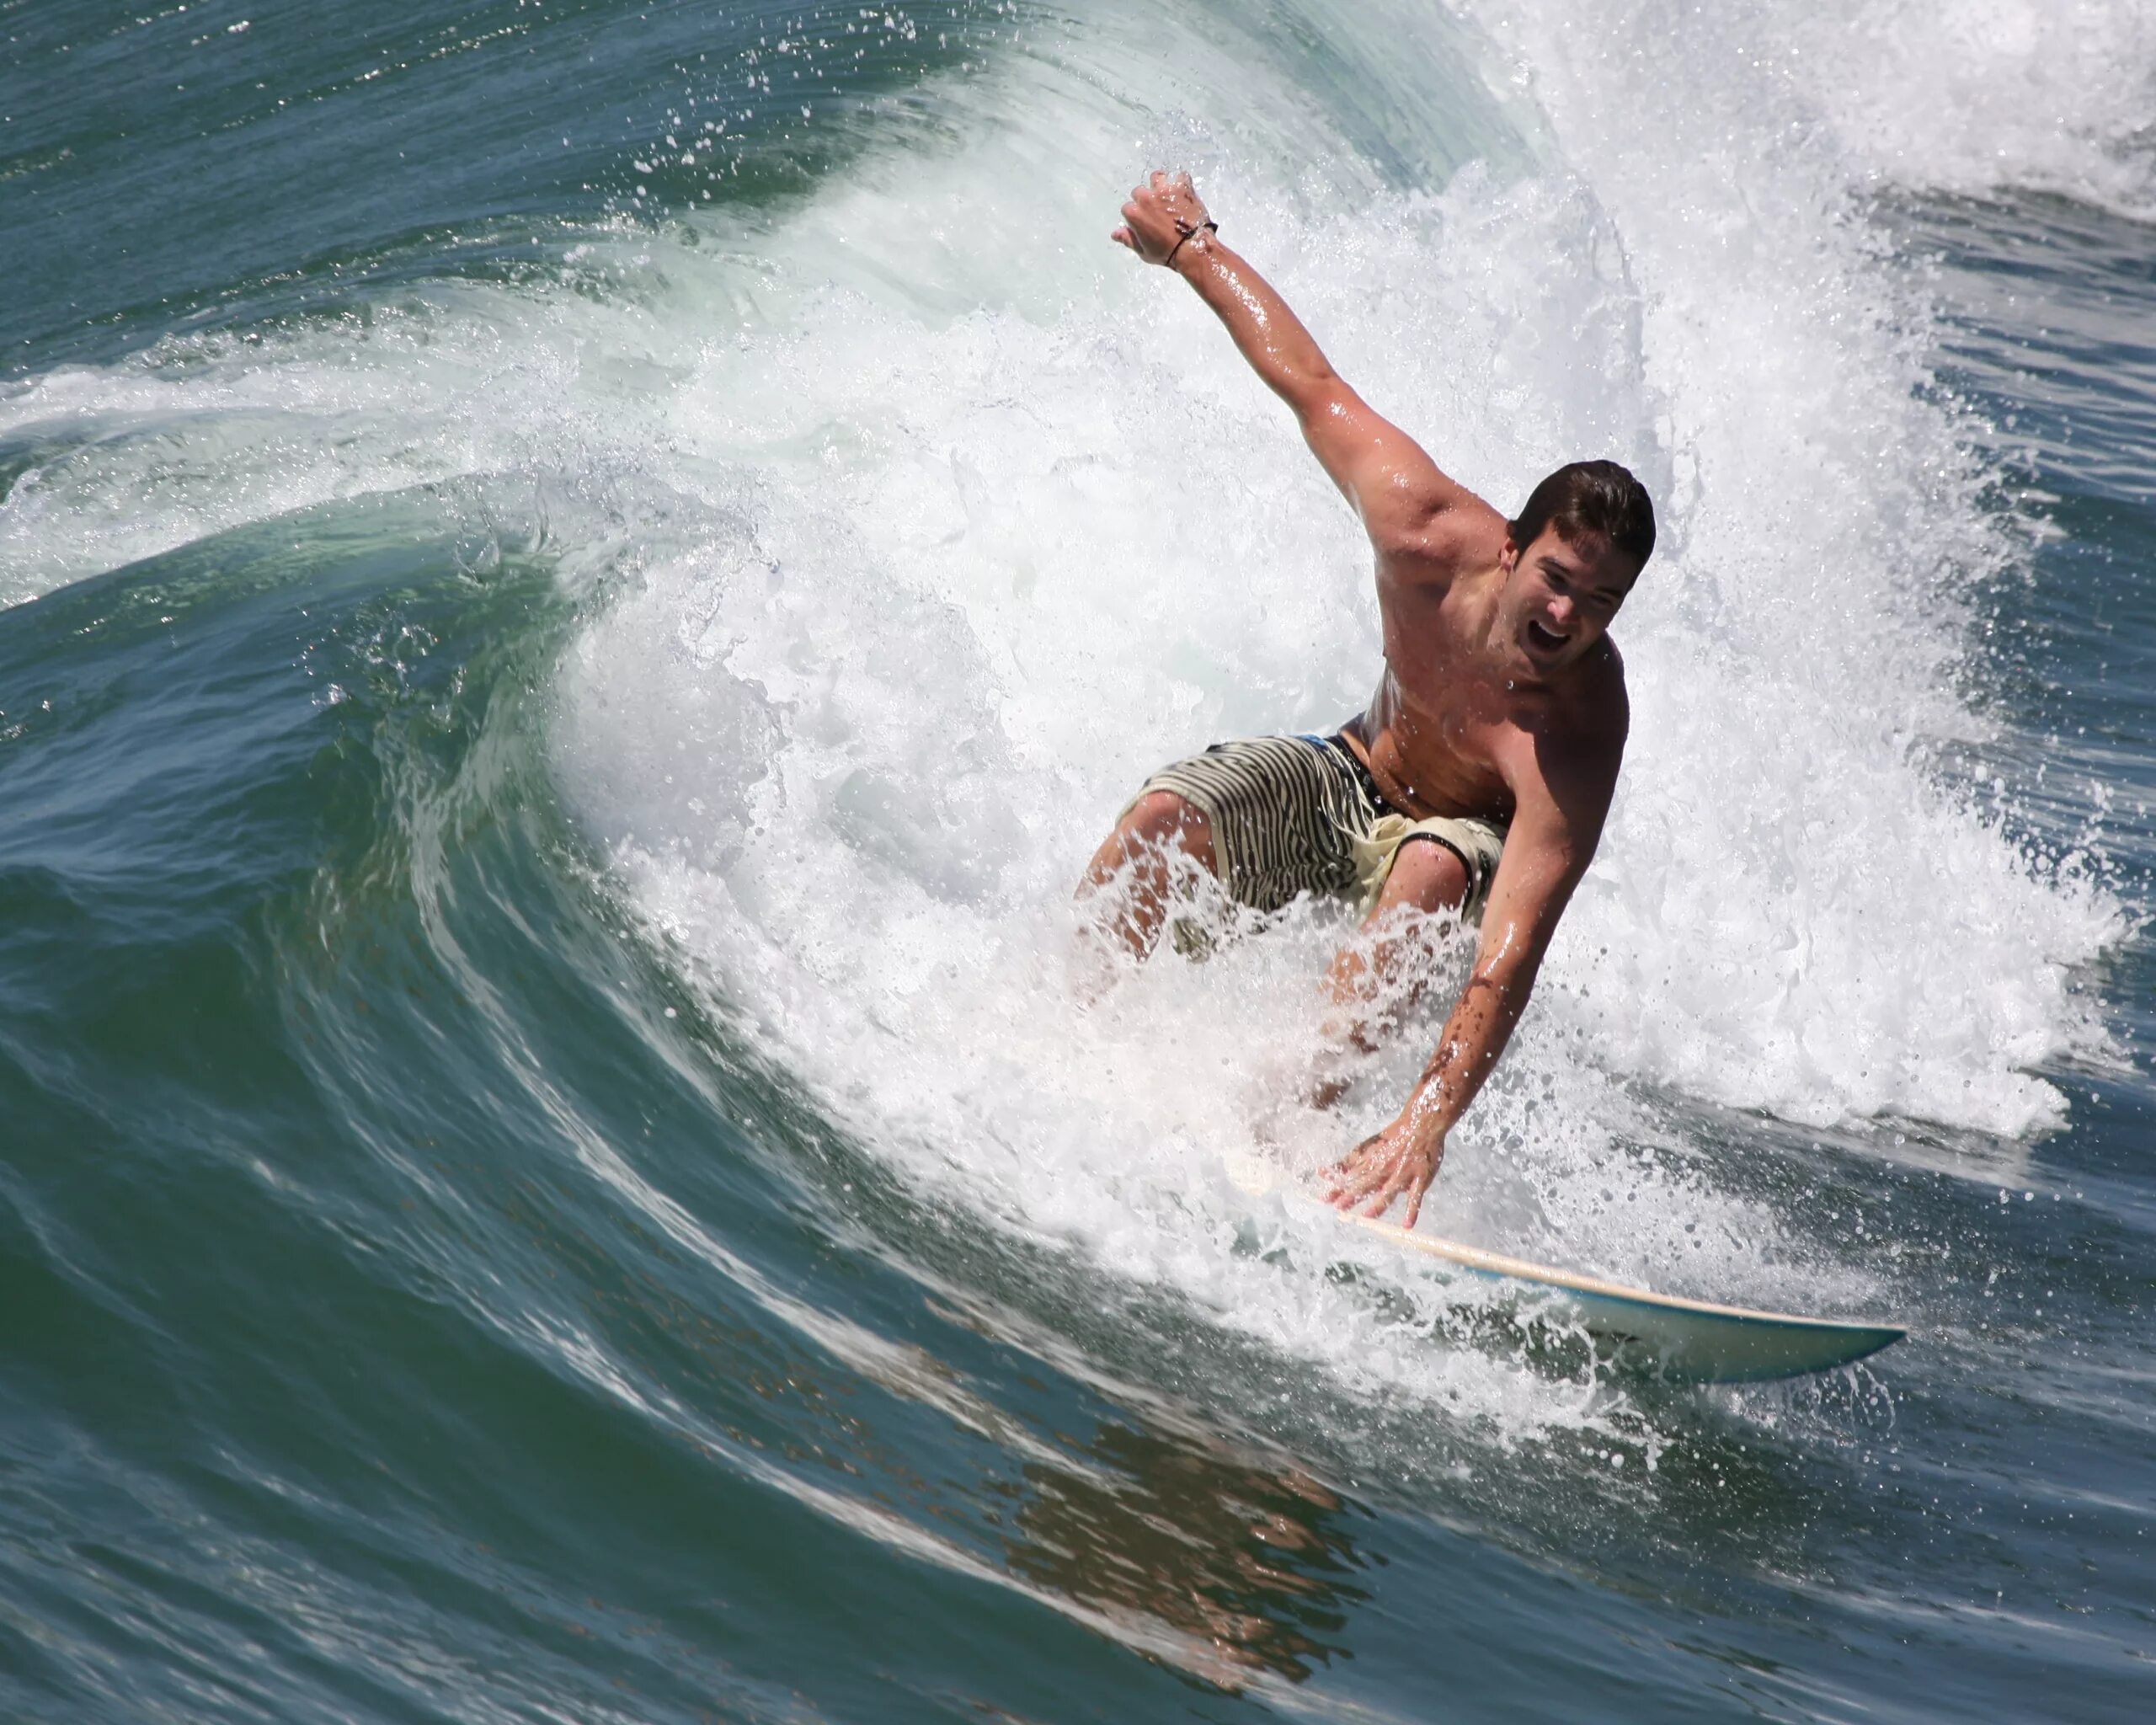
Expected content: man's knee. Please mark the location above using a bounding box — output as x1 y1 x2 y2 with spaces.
1118 789 1217 872
1379 837 1469 916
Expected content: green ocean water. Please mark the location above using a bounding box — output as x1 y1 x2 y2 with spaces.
4 3 2155 1720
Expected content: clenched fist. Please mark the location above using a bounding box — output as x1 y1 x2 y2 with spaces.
1112 169 1216 267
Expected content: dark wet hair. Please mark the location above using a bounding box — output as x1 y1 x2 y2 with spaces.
1509 460 1657 576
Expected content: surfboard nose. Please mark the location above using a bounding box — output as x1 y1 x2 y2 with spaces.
1625 1316 1908 1386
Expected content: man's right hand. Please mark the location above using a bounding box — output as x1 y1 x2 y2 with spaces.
1112 170 1214 267
1107 168 1478 571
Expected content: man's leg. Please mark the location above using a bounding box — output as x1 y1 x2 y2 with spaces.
1315 839 1470 1092
1075 789 1219 959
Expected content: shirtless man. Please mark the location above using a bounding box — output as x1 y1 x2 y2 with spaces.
1077 171 1655 1229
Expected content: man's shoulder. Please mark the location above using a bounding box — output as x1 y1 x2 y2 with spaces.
1582 637 1630 727
1502 643 1627 805
1373 492 1510 585
1551 642 1630 782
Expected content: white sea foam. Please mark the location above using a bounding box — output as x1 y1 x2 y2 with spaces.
554 0 2131 1370
1787 0 2156 217
2 0 2134 1427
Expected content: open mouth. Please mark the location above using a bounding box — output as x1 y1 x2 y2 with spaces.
1524 618 1569 655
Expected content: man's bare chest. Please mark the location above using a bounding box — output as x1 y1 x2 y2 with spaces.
1365 686 1516 816
1367 583 1534 818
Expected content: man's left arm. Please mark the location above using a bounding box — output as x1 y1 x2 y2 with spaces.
1322 744 1618 1229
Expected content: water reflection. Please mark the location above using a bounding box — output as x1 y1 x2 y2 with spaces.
1000 1418 1364 1685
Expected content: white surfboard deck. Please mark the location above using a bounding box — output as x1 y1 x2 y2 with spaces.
1229 1158 1905 1384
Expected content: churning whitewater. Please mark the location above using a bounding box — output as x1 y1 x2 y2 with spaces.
556 0 2121 1359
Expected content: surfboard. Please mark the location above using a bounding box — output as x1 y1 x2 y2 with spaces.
1231 1162 1906 1384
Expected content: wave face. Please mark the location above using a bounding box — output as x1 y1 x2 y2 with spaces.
4 1 2156 1719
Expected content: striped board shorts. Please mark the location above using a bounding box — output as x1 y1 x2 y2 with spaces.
1126 733 1508 922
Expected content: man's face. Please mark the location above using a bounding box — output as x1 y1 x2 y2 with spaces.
1499 526 1636 677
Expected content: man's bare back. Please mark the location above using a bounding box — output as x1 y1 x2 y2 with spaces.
1077 171 1654 1226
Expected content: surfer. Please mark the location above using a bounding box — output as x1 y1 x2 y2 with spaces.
1077 171 1655 1229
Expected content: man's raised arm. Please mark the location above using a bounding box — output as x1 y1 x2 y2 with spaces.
1113 171 1484 555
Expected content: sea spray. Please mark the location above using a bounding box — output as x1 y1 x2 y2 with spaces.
557 0 2118 1402
0 0 2126 1421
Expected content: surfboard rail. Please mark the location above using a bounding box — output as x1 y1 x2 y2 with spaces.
1230 1161 1906 1383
